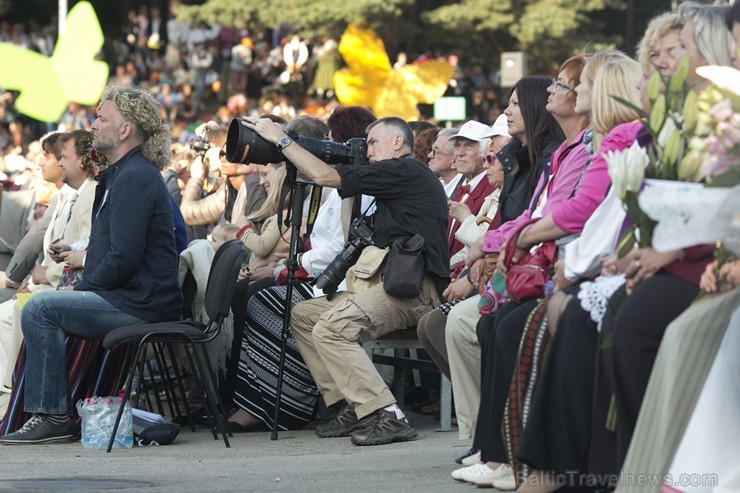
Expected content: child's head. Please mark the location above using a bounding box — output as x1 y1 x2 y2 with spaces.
209 223 240 251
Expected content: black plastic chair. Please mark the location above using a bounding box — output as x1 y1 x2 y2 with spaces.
102 240 246 452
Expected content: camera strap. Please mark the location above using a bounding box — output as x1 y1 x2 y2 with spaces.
359 198 376 227
276 181 324 252
304 185 323 238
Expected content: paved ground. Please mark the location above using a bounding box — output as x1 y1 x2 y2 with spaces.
0 413 473 493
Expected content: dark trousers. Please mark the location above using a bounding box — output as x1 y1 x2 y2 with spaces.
517 295 598 475
474 299 539 463
608 272 699 471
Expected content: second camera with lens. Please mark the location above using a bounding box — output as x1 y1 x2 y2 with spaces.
314 217 375 298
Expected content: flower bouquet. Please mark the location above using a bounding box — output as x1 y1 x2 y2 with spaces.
605 58 694 256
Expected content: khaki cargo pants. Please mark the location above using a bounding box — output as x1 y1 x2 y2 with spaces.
291 275 440 419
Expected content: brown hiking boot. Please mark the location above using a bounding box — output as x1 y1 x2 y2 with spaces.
350 409 418 446
315 403 375 438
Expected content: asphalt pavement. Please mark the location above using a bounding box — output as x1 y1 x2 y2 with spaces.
0 413 473 493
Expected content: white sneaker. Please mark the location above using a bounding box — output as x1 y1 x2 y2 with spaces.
472 463 515 489
461 463 498 483
452 462 481 480
451 462 490 481
490 464 517 491
462 450 482 466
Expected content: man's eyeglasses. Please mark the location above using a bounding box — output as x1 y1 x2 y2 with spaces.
550 79 576 93
430 147 450 156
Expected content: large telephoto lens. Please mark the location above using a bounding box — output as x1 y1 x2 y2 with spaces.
226 117 356 166
298 138 352 165
226 118 283 164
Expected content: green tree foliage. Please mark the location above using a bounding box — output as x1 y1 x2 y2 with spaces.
424 0 626 73
175 0 630 75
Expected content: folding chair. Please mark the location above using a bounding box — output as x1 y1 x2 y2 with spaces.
101 240 246 452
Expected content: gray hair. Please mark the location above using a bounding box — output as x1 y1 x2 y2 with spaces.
679 2 734 67
366 117 414 152
437 127 458 154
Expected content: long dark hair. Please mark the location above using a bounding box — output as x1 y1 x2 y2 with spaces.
511 76 565 165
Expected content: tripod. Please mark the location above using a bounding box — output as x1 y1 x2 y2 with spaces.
271 165 318 440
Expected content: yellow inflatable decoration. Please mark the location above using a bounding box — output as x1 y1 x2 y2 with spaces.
0 2 107 122
333 24 454 121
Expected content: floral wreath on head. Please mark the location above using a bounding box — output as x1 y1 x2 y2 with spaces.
82 136 109 170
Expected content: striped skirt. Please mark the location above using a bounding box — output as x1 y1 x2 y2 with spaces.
232 282 319 431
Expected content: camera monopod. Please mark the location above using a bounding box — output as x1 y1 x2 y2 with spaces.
271 164 322 440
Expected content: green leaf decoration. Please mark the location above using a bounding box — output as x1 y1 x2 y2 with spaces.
0 1 107 122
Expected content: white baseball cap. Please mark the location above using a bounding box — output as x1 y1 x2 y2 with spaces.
490 114 510 138
448 120 494 141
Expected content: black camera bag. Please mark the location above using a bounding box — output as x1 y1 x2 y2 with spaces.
383 234 425 298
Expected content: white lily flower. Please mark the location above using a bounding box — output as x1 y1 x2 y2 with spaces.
605 142 648 200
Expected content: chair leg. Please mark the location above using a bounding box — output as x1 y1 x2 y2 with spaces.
200 344 233 438
182 344 219 440
91 349 112 397
166 342 195 432
194 344 230 448
392 349 405 410
151 343 177 419
134 345 150 411
438 374 453 432
144 357 166 416
107 341 144 453
109 344 136 397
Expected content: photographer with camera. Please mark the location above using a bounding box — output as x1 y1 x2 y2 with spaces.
241 116 450 445
180 122 268 238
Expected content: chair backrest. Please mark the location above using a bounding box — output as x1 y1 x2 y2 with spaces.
203 240 246 328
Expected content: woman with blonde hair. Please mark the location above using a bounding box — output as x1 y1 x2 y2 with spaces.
237 163 291 270
636 12 684 77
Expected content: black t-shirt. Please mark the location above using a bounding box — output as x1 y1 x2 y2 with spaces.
336 155 450 295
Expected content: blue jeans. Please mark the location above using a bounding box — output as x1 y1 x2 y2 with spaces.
21 290 145 415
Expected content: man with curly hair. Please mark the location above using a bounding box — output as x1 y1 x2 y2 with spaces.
0 87 182 445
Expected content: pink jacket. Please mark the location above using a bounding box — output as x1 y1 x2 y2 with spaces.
551 121 642 233
483 129 590 253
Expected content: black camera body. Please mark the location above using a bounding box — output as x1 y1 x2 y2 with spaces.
226 118 368 167
314 217 375 297
191 137 211 157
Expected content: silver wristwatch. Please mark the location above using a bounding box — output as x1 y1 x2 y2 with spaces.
277 135 293 151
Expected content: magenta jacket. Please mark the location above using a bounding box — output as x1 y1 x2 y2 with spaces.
483 128 590 253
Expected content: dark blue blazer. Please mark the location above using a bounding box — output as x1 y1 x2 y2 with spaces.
75 148 182 322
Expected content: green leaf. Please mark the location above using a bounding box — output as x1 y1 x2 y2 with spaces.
706 168 740 187
649 94 667 134
616 226 637 258
669 56 689 94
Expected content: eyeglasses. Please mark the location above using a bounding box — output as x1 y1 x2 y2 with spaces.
550 78 576 93
430 146 451 156
484 155 498 165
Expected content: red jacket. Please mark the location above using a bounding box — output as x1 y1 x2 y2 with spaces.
447 177 496 256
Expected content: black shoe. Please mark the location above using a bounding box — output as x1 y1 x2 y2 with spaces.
315 403 375 438
171 407 207 427
411 389 440 413
0 415 76 445
455 447 478 464
227 420 266 433
350 410 418 446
